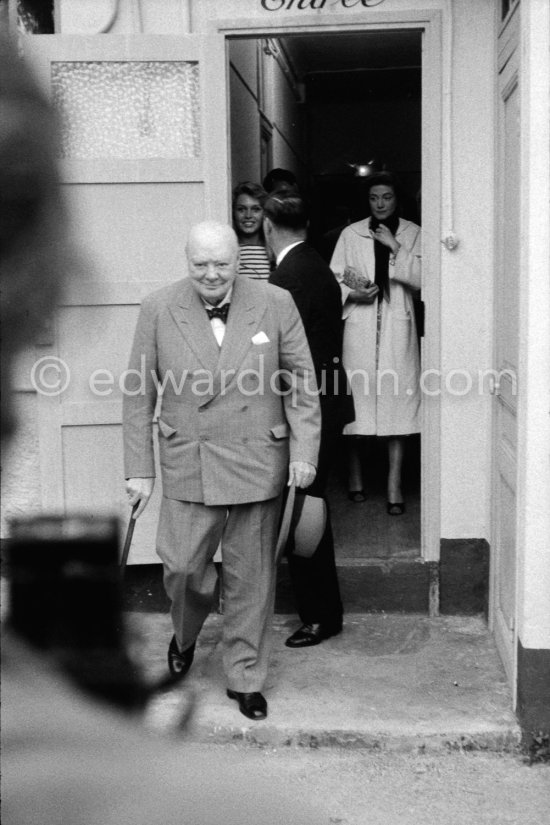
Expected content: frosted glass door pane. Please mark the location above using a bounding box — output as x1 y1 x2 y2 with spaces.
52 61 201 159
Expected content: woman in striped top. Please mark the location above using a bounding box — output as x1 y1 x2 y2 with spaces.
232 181 273 281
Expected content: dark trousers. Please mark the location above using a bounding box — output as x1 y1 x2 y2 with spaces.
286 418 343 630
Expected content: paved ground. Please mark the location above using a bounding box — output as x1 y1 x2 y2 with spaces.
124 611 548 824
127 611 520 752
164 743 549 825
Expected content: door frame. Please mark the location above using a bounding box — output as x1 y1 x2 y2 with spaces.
208 8 443 569
489 0 521 699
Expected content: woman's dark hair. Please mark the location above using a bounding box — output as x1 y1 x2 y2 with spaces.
232 181 268 210
363 171 403 215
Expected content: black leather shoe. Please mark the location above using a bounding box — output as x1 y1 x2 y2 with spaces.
167 635 195 680
285 622 342 648
226 689 267 720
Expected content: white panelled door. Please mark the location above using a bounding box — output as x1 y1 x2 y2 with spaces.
22 34 228 562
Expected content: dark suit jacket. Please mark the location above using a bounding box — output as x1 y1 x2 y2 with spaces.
269 242 354 430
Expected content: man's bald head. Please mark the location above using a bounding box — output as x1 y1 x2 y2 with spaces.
186 221 240 305
187 221 239 259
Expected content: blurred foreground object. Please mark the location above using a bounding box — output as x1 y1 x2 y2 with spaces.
6 514 149 711
0 31 70 440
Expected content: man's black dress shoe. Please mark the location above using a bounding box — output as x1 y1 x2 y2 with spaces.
226 689 267 720
285 622 342 648
168 635 195 679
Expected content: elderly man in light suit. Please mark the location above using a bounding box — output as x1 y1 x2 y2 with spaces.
123 221 320 720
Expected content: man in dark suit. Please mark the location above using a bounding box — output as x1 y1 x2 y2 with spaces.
264 195 353 647
123 221 321 719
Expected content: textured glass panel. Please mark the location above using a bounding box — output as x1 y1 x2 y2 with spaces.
51 61 201 160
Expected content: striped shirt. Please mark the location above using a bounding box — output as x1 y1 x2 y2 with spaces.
238 245 272 280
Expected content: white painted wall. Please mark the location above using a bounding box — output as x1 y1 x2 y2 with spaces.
515 0 550 650
190 0 447 31
438 0 495 538
57 0 190 34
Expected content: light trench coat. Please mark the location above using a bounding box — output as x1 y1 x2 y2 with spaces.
330 217 422 437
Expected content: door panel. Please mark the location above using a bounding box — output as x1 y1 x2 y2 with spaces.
66 183 206 287
21 35 228 563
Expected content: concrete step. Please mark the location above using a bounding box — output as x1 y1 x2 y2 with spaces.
127 611 521 753
277 557 432 613
123 558 433 614
124 531 490 616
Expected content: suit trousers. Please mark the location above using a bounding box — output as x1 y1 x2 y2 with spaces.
156 494 282 692
286 417 343 630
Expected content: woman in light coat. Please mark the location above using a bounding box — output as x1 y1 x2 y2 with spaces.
330 172 421 514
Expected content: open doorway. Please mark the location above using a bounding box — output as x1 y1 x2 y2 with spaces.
229 30 422 567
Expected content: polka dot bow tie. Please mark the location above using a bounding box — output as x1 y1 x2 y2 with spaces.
206 304 230 322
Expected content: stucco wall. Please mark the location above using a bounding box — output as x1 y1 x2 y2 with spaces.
57 0 190 34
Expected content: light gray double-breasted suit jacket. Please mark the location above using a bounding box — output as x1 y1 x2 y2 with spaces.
123 275 321 505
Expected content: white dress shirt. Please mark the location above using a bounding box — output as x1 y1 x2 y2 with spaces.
276 241 304 266
202 288 233 347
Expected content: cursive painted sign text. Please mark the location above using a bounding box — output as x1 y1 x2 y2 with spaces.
261 0 386 11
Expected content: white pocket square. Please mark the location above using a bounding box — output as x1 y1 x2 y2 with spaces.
252 331 270 344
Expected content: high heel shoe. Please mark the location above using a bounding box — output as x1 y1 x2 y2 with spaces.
348 490 366 503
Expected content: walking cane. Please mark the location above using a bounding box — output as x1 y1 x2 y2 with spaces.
120 503 138 573
117 502 192 704
275 482 296 564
